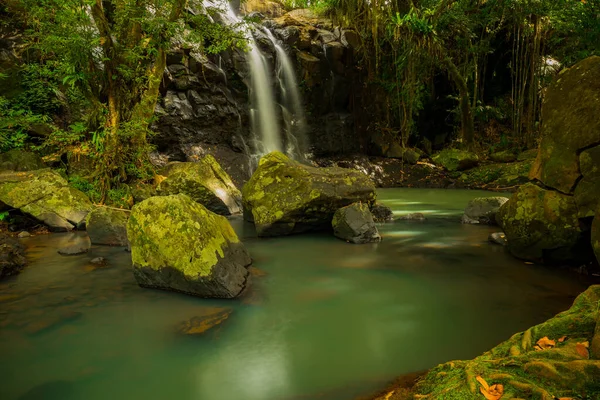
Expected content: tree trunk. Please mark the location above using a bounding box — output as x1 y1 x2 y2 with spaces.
443 57 474 148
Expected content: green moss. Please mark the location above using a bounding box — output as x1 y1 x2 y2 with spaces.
458 160 532 187
432 148 479 172
127 194 240 278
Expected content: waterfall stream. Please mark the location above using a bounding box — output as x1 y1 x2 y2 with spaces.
204 0 308 164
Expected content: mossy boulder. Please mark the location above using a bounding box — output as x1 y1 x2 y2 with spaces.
574 145 600 218
385 144 421 165
432 148 479 172
86 207 129 246
242 152 377 237
0 169 92 231
489 150 517 163
410 285 600 400
0 149 45 172
332 203 381 244
127 194 251 298
157 155 242 215
0 232 27 280
497 183 587 264
458 160 532 188
592 209 600 267
530 56 600 194
461 196 509 225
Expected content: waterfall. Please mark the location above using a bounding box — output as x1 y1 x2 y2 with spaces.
262 28 308 159
203 0 308 162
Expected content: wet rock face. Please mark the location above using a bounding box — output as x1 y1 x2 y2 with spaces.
462 197 509 225
0 169 92 231
332 203 381 244
242 152 377 237
497 183 588 264
0 232 26 280
156 155 242 215
127 194 251 298
530 56 600 194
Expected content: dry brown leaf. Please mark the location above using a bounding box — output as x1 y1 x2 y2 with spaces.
558 336 567 343
534 345 543 351
576 342 590 358
535 336 556 350
558 398 575 400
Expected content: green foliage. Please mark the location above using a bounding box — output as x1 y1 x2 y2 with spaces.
0 211 10 222
68 175 102 204
0 96 50 152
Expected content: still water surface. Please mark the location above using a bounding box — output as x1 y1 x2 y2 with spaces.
0 189 593 400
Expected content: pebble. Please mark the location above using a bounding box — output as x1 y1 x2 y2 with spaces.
488 232 507 246
90 257 107 265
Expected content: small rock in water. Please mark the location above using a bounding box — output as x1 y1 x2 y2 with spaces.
17 231 31 238
370 203 394 223
90 257 106 265
177 307 233 335
58 245 90 256
26 310 83 335
488 232 507 246
399 213 426 221
332 203 381 244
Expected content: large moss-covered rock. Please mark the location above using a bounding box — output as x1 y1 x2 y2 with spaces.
0 232 27 280
0 169 92 231
0 149 45 172
461 196 509 225
127 194 251 298
432 148 479 172
458 160 532 188
489 150 517 163
497 183 586 263
157 155 242 215
242 152 377 237
593 209 600 267
530 56 600 194
574 145 600 218
385 144 421 165
86 207 129 246
407 285 600 400
332 203 381 244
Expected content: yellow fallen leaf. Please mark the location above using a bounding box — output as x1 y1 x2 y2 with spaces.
383 390 395 400
558 336 567 343
535 336 556 350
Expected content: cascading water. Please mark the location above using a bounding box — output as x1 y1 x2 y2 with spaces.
262 28 308 159
203 0 308 164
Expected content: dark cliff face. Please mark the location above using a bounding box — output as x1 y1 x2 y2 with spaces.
149 8 365 182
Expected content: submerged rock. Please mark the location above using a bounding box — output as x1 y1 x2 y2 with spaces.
0 169 92 231
370 203 394 223
25 310 83 335
461 197 509 225
399 213 426 221
530 56 600 194
332 203 381 244
85 207 129 246
242 152 376 237
432 149 479 172
497 183 586 264
127 194 251 298
157 155 242 215
58 244 90 256
177 307 233 335
408 285 600 399
488 232 507 246
0 149 45 172
0 232 27 280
